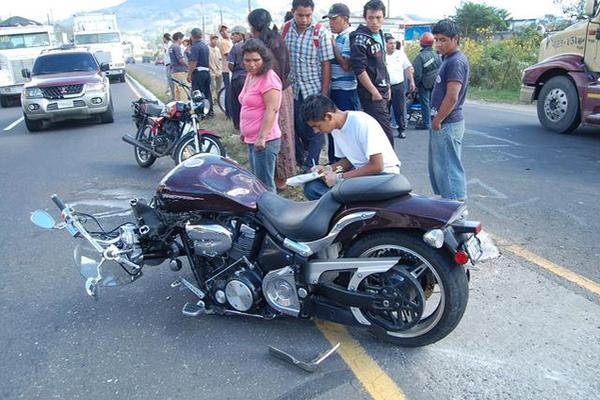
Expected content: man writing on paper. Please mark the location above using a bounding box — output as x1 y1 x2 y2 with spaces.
300 94 400 200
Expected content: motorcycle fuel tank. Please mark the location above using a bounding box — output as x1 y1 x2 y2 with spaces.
155 154 268 213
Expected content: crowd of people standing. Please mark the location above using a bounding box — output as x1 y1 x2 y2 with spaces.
160 0 469 202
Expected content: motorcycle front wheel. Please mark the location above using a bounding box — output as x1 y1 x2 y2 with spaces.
134 125 157 168
174 134 225 164
344 231 469 347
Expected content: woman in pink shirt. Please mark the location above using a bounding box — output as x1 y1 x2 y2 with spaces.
239 39 282 192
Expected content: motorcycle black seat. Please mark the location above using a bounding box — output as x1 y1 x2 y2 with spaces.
142 103 164 117
257 191 341 242
330 174 412 203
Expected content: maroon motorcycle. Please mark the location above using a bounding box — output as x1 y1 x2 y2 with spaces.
31 154 482 348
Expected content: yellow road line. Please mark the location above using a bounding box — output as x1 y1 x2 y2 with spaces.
503 244 600 296
315 320 406 400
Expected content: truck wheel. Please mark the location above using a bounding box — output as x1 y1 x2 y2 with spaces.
0 95 11 108
537 76 580 134
24 114 43 132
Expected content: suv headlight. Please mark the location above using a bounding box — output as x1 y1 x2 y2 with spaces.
24 87 43 98
86 82 107 92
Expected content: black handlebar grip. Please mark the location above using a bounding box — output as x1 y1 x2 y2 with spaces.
51 194 66 211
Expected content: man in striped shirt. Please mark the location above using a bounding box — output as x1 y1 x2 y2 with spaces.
323 3 360 163
284 0 335 171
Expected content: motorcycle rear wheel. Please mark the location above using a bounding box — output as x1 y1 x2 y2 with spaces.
344 231 469 347
174 134 225 165
134 125 157 168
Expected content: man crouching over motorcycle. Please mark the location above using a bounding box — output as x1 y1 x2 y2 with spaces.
301 94 402 200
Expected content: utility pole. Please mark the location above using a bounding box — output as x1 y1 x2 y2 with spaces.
220 8 223 26
248 0 252 13
387 0 390 17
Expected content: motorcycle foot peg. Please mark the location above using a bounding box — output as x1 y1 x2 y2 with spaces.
169 259 183 271
182 301 206 317
268 342 340 373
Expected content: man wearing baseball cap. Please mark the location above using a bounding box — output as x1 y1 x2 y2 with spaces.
323 3 360 163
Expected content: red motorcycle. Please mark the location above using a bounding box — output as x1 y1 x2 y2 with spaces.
122 81 225 167
31 154 482 348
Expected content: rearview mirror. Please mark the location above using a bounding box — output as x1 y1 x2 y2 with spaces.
100 63 110 72
585 0 596 17
31 210 56 229
21 68 31 79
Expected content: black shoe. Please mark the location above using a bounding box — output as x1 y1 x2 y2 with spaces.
397 130 406 139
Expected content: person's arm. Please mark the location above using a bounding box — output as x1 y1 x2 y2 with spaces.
405 66 415 93
412 54 423 87
321 60 331 96
332 37 352 71
357 72 382 101
254 88 281 151
186 46 196 82
323 154 384 186
432 81 462 130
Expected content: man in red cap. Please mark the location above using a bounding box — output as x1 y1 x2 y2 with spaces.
412 32 441 130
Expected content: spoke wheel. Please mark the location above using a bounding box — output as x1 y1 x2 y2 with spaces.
134 125 157 168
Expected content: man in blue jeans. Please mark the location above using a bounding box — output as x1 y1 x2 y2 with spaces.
300 95 400 200
429 19 469 201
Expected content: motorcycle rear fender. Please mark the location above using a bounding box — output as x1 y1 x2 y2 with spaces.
334 194 466 249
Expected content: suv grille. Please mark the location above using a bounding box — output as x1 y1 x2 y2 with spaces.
41 84 84 99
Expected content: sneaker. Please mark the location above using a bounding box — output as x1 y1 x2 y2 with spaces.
397 130 406 139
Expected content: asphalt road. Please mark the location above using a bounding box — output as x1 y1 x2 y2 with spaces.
0 75 599 400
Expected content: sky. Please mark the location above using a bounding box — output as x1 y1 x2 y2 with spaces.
1 0 566 25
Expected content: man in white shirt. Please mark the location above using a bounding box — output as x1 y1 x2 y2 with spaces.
385 34 415 139
300 94 401 200
162 33 175 100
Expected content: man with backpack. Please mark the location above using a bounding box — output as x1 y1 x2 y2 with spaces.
413 32 441 130
283 0 335 172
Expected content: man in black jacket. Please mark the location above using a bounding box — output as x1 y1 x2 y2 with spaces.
413 32 441 130
350 0 394 147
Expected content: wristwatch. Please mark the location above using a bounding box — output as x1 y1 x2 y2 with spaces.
336 173 345 183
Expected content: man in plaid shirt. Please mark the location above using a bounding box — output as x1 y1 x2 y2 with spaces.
284 0 335 171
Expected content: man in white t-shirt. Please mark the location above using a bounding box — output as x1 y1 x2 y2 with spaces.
385 34 415 138
162 33 174 100
300 94 401 200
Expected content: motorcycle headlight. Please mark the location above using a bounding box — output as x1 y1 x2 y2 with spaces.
24 87 43 98
86 82 107 92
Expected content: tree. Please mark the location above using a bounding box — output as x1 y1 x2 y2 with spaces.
554 0 587 20
453 2 511 39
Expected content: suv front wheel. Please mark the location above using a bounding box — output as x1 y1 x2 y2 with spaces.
24 113 43 132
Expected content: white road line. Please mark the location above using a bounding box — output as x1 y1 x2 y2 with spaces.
3 116 24 131
467 129 524 146
504 197 541 209
125 75 143 99
467 178 509 199
465 144 511 148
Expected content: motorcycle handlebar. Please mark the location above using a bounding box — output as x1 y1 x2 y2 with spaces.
51 194 66 211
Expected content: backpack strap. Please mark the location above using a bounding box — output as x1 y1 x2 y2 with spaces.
282 20 292 40
312 22 322 48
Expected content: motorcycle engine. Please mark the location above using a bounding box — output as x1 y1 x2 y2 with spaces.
155 119 180 151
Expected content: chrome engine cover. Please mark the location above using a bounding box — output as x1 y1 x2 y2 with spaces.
225 269 262 312
186 223 232 257
262 266 301 317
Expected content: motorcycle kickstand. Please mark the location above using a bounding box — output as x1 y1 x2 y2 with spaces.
268 342 341 373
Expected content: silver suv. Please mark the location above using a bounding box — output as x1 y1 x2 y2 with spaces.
21 49 113 132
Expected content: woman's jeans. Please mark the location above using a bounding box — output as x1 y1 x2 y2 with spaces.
428 120 467 201
248 138 281 193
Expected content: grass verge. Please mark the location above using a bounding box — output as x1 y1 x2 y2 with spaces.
468 86 520 104
125 66 305 200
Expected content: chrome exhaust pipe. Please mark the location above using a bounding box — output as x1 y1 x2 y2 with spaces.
122 134 162 157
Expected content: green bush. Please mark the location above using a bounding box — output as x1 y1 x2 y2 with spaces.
405 26 542 93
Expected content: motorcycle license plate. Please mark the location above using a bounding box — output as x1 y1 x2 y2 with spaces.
57 100 74 109
465 236 482 262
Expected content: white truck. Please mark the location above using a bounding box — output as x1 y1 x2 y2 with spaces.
73 13 125 82
0 22 55 107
